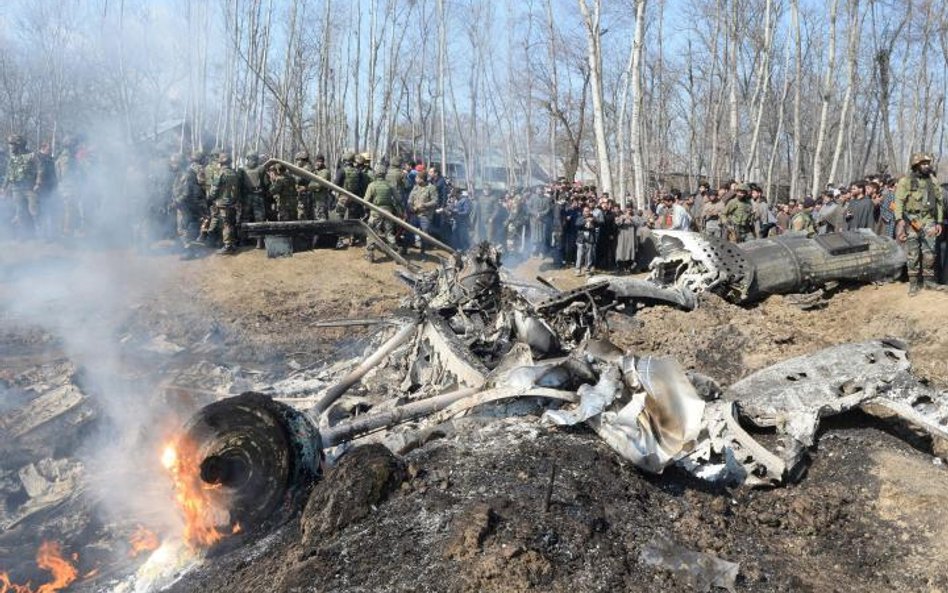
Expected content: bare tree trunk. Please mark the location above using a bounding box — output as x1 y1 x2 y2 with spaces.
744 0 774 181
577 0 613 196
810 0 838 195
629 0 647 208
828 0 860 186
790 0 802 199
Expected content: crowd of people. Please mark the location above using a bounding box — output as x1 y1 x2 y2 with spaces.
3 132 946 293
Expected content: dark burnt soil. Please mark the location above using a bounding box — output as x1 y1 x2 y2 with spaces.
168 414 948 593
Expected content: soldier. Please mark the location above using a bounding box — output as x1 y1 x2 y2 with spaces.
203 149 221 197
724 183 755 242
203 152 240 255
267 163 297 222
293 150 315 220
189 150 208 195
2 134 39 235
334 153 365 219
700 191 725 239
385 154 407 207
363 165 402 261
170 153 205 246
311 154 332 220
790 197 817 237
56 135 83 236
238 152 269 249
409 170 439 255
895 152 944 294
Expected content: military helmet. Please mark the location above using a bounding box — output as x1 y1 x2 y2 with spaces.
294 150 310 162
6 134 25 147
218 152 232 164
374 165 386 178
910 152 933 167
343 152 355 163
354 153 366 165
735 182 751 192
245 151 260 163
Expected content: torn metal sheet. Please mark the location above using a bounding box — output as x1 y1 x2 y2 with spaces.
639 536 739 593
588 275 697 311
709 340 948 483
544 357 705 473
649 230 905 303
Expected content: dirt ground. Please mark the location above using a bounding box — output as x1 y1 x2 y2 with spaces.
4 243 948 592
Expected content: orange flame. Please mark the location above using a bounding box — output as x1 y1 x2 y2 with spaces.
0 541 78 593
128 526 160 558
161 437 234 549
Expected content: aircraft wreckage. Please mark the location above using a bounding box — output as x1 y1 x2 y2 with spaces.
165 226 947 547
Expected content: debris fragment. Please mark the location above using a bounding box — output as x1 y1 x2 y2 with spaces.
639 536 739 593
648 230 905 303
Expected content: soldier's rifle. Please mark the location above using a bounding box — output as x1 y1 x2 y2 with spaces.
265 158 457 255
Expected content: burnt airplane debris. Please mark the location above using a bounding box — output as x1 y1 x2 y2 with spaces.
648 230 906 303
169 241 946 547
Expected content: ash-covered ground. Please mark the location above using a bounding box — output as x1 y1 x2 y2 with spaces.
2 245 948 592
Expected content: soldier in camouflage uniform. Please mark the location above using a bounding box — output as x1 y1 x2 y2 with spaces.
790 197 817 237
267 163 297 221
309 154 332 221
56 136 83 236
189 151 208 195
203 152 240 255
3 134 39 235
238 152 269 249
409 170 439 255
333 153 366 220
895 152 944 294
293 150 315 220
203 149 221 198
170 153 205 247
385 154 406 209
363 165 402 261
724 183 755 242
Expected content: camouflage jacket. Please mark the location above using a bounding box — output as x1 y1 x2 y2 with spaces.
4 151 37 190
364 179 401 214
239 165 269 198
409 184 439 215
790 210 816 237
724 197 753 228
385 166 405 196
210 165 240 208
172 167 205 207
894 173 943 227
309 166 331 196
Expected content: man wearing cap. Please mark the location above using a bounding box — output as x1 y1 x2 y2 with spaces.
724 183 755 242
2 134 39 235
790 197 817 237
895 152 943 294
